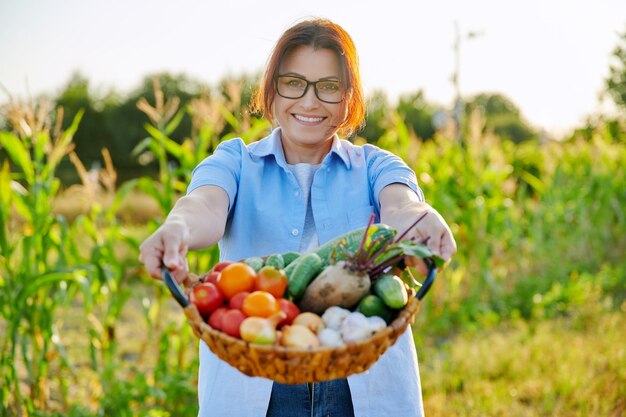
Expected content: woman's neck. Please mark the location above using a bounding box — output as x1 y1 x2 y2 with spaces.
281 136 333 165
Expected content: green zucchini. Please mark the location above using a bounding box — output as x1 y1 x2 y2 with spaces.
264 253 285 269
315 224 397 266
287 252 323 299
243 256 265 272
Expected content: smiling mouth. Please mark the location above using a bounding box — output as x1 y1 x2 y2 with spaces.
293 114 325 123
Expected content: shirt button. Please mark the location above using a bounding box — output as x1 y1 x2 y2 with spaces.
294 190 300 197
291 229 299 237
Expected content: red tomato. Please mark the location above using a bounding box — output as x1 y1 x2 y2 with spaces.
202 271 220 285
212 261 234 273
190 283 224 317
229 291 251 311
255 266 287 298
221 309 246 339
277 299 301 328
208 307 228 330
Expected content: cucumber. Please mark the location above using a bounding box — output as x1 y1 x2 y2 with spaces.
243 256 265 272
287 252 323 299
264 253 285 269
357 294 393 323
373 274 408 309
281 251 301 266
315 224 397 266
283 257 300 279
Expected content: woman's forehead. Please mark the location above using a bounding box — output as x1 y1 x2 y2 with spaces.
279 45 341 78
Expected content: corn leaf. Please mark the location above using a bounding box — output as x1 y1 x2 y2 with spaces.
520 170 545 195
219 103 240 130
16 270 88 307
44 110 83 176
164 108 185 136
131 137 154 158
144 124 184 159
0 132 34 182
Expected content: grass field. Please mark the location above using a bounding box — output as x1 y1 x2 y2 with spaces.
420 309 626 416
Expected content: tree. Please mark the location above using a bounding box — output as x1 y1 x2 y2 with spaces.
359 89 390 143
102 72 208 181
55 72 112 183
605 25 626 112
396 90 436 140
465 93 537 143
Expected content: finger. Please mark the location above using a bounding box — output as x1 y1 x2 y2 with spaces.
405 257 429 276
439 233 457 262
173 257 190 283
404 255 419 267
144 247 164 279
139 237 162 277
426 231 442 258
163 235 183 270
439 239 453 262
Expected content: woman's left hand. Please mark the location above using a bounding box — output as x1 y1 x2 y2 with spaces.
380 184 457 262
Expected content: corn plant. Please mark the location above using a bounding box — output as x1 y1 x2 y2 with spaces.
82 77 273 416
405 113 626 336
133 77 270 273
0 100 93 415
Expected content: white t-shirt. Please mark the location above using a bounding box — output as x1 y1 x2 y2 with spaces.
287 162 320 253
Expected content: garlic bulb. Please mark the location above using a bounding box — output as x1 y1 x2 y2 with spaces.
340 312 375 343
367 316 387 333
321 306 351 330
318 328 344 347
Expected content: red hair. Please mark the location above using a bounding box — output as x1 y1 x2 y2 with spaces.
252 19 365 137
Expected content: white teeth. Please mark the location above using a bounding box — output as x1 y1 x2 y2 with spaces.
294 114 323 123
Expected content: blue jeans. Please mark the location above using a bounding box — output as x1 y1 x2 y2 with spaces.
266 379 355 417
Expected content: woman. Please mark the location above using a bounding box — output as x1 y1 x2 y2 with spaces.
140 18 456 417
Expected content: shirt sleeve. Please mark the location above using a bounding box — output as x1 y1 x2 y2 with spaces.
187 138 244 210
364 145 425 209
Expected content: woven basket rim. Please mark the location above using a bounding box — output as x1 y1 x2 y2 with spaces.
180 277 422 383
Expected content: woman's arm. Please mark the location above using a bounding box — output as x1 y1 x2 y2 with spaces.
379 183 456 262
139 185 230 280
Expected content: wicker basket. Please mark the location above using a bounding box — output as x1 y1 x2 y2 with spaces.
163 261 436 384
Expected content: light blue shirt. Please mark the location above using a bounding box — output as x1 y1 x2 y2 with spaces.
188 128 425 417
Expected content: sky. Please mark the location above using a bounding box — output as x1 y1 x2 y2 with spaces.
1 0 625 136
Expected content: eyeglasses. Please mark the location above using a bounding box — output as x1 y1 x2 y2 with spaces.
275 75 345 104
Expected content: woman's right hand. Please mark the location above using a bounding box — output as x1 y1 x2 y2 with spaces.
139 220 190 282
138 185 230 282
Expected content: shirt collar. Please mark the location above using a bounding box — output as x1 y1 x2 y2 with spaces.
250 127 351 169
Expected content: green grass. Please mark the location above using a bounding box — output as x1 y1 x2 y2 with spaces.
420 309 626 416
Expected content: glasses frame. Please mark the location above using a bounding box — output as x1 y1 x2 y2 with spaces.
274 75 345 104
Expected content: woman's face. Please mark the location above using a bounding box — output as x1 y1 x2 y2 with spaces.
274 45 348 163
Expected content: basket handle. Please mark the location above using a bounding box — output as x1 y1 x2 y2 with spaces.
162 267 190 308
415 258 437 300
